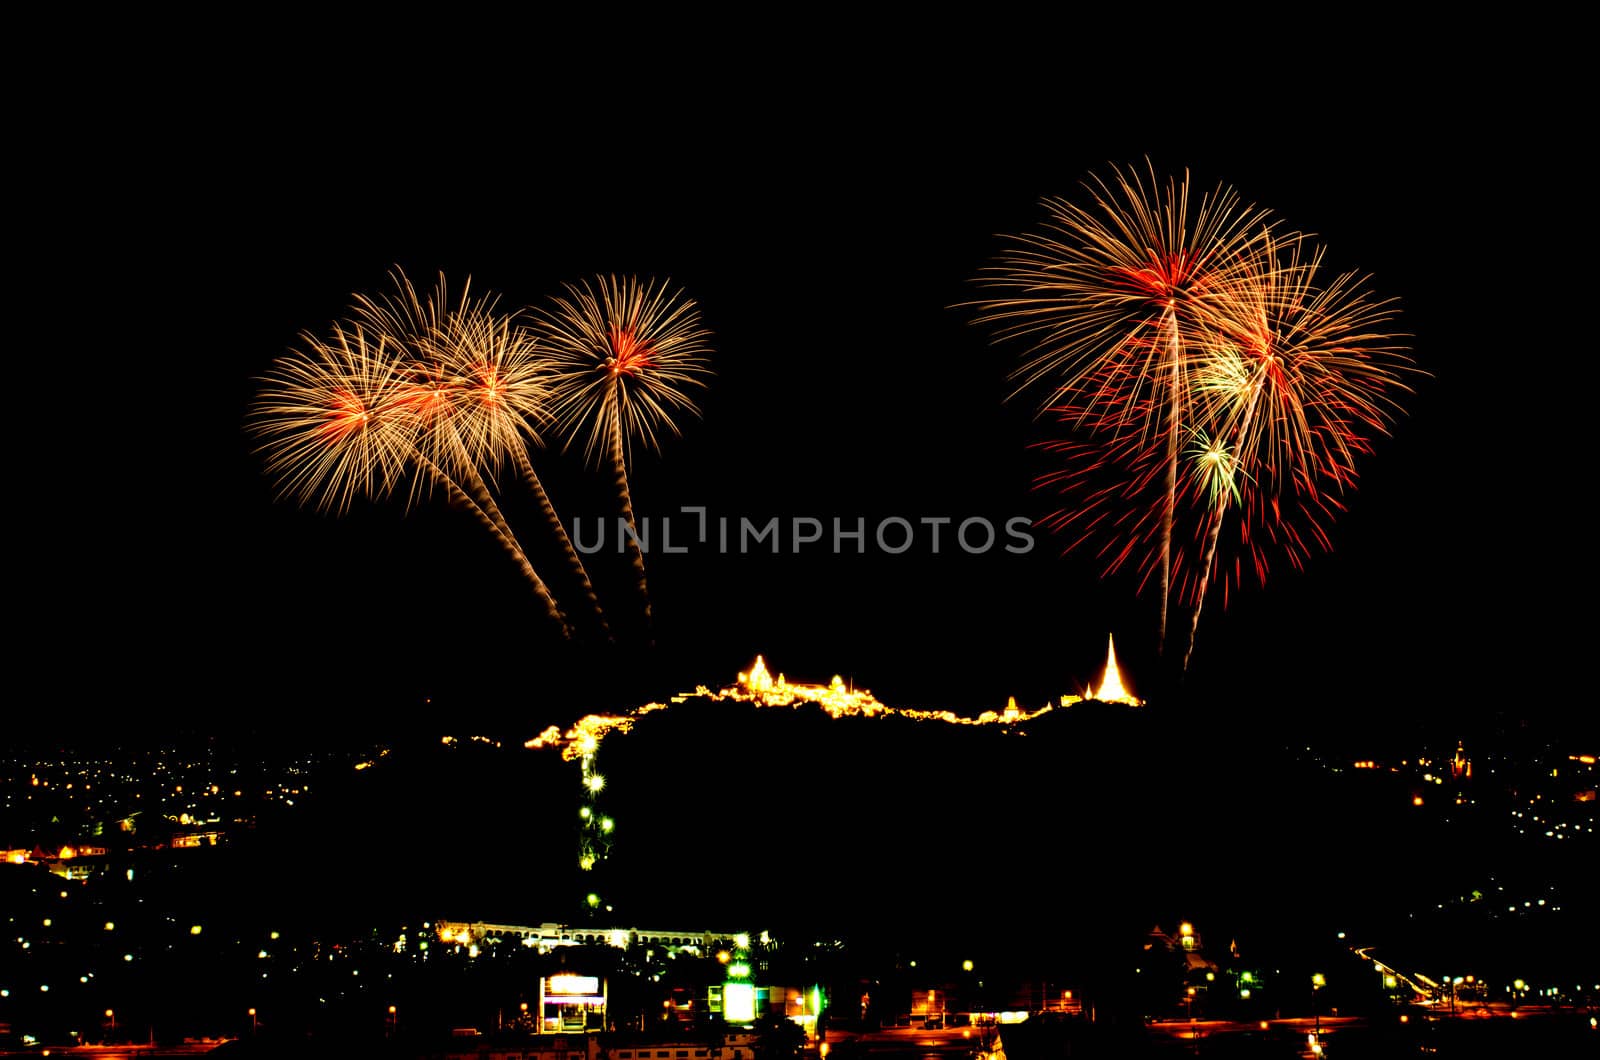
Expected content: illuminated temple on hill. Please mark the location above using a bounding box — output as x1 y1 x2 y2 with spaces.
523 634 1142 759
1086 633 1142 707
519 638 1144 878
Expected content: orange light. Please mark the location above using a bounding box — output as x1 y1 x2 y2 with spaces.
1413 796 1425 806
608 326 656 376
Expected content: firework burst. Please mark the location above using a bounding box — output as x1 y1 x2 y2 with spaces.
350 272 546 478
255 272 581 637
980 166 1415 672
537 275 714 637
539 276 714 463
971 162 1279 648
251 325 415 515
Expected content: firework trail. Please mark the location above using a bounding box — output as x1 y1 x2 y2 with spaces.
537 276 713 641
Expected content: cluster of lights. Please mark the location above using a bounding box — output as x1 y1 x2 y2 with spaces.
1330 741 1596 840
0 747 371 867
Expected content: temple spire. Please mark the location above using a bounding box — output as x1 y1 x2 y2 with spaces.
1089 633 1142 706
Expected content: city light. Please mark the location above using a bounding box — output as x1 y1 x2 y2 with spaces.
724 983 756 1023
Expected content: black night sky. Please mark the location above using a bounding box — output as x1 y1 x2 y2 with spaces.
16 61 1594 749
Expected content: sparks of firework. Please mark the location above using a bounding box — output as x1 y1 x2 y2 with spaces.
536 276 714 635
1028 224 1413 670
1177 233 1413 669
352 270 550 485
970 162 1281 650
974 164 1416 669
538 275 714 465
253 271 572 635
354 269 605 634
1185 428 1245 509
251 325 416 515
971 161 1277 420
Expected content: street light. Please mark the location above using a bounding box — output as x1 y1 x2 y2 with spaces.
248 1008 257 1033
105 1009 115 1038
1311 974 1325 1037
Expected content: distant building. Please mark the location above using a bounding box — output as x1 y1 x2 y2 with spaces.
434 921 738 957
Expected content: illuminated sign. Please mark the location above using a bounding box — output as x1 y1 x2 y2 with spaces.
547 975 601 996
724 982 756 1023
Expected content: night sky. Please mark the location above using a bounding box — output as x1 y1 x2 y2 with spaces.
17 63 1593 747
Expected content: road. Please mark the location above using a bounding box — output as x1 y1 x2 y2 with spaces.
820 1024 993 1056
0 1044 226 1058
